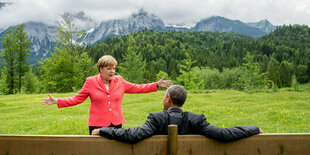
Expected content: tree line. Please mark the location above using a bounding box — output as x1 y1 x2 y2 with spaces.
86 26 310 92
1 23 309 94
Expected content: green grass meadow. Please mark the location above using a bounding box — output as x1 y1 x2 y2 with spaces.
0 89 309 135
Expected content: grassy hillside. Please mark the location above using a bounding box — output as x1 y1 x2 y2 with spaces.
0 89 309 135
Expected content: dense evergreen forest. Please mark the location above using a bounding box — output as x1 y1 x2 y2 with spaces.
86 25 310 91
1 24 309 94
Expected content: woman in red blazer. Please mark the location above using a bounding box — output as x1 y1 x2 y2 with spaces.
41 55 172 134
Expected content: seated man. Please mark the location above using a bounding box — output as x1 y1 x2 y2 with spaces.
92 85 263 144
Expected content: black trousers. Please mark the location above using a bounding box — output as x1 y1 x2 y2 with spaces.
89 123 122 135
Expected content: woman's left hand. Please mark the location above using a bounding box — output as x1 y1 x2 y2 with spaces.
158 76 173 88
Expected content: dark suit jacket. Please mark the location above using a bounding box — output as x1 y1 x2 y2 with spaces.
99 107 260 144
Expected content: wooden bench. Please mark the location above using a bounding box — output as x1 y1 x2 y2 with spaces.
1 125 309 155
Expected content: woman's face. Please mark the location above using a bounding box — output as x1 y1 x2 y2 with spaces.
100 66 115 81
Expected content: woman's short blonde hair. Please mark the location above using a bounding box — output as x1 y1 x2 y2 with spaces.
97 55 118 72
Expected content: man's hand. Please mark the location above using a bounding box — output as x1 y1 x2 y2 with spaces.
158 76 173 88
41 94 58 107
92 129 100 135
259 128 264 134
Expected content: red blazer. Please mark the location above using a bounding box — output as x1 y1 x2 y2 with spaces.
58 74 158 127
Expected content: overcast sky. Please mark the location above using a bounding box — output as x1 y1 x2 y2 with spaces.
1 0 310 29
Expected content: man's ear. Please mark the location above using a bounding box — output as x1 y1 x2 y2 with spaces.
167 95 172 104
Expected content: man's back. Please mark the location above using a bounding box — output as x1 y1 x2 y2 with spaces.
150 108 206 135
99 107 259 144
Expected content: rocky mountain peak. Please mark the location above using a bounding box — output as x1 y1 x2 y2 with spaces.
247 19 275 33
84 9 165 44
133 8 148 17
192 16 266 37
61 11 97 31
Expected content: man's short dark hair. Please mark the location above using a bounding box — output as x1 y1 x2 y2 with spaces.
166 85 187 107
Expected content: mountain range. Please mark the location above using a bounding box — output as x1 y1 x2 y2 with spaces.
0 9 276 64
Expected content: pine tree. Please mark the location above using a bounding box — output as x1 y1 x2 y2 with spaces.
266 57 280 86
278 61 292 87
235 52 266 92
145 58 167 82
0 24 31 94
15 24 31 93
177 52 204 91
168 58 178 80
40 20 94 93
22 67 40 94
296 65 308 83
1 28 18 94
57 20 79 91
118 35 146 83
77 52 96 87
0 72 8 94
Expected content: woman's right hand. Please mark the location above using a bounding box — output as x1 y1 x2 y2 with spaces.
41 94 58 107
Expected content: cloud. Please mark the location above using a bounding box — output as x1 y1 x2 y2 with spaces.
0 0 310 29
146 0 310 26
